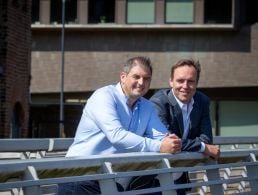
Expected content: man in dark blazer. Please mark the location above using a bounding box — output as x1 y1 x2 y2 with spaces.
150 59 220 195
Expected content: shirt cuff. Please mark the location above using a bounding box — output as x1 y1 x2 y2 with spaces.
199 142 205 152
155 141 162 152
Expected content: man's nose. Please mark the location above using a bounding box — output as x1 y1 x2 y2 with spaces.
138 78 144 84
182 81 188 88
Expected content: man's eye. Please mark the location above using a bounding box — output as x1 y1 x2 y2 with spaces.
144 77 151 81
133 75 140 79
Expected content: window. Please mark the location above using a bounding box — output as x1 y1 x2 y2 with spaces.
204 0 231 24
31 0 39 23
88 0 115 24
127 0 155 24
165 0 193 24
219 101 258 136
50 0 77 24
11 102 24 138
245 0 258 24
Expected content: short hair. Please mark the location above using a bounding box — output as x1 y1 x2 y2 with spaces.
170 59 201 83
123 56 152 75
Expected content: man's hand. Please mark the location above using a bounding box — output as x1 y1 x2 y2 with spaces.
160 134 182 154
204 144 220 160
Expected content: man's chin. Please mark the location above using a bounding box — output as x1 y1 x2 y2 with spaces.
132 92 145 99
132 94 142 98
180 97 191 103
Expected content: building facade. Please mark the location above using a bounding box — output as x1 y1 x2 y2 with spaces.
30 0 258 137
0 0 31 138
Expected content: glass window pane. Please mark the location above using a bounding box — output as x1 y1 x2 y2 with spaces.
204 0 232 24
127 0 155 24
166 0 193 23
50 0 77 24
219 101 258 136
88 0 115 24
31 0 39 24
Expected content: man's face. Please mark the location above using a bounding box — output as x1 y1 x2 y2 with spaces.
120 64 151 101
170 65 197 104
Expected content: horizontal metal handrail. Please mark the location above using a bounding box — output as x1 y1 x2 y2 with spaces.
213 136 258 145
0 151 258 194
0 136 258 153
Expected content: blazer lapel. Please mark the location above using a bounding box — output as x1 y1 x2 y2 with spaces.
188 95 199 137
167 90 184 137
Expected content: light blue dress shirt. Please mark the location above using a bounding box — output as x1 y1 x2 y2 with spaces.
66 83 169 157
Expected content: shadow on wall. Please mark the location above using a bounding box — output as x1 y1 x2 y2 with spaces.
31 26 252 52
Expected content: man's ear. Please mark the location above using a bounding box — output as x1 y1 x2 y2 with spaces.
120 72 127 83
169 78 173 88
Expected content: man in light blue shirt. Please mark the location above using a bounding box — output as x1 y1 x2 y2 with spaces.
58 56 182 194
67 82 168 156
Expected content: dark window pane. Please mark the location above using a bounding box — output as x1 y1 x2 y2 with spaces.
88 0 115 24
245 0 258 24
50 0 77 24
31 0 39 23
204 0 231 24
66 0 77 23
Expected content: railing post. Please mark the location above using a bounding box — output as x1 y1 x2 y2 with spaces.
23 166 40 195
206 160 224 195
21 151 30 159
157 158 177 195
246 153 258 192
98 162 119 195
36 151 46 158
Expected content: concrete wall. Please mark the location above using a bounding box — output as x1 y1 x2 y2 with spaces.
30 24 258 94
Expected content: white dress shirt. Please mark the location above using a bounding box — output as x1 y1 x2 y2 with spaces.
172 89 205 152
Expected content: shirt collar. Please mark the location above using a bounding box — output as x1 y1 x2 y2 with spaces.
116 82 141 106
171 89 194 109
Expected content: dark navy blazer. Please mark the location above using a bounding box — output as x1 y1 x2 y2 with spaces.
150 89 213 152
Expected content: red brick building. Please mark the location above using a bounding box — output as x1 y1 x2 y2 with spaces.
0 1 31 138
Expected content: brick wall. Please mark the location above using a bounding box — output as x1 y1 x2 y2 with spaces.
0 1 31 138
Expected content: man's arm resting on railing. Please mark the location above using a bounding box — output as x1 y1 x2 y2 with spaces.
203 143 220 160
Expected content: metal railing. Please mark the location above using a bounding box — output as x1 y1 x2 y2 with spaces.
0 136 257 160
0 137 258 194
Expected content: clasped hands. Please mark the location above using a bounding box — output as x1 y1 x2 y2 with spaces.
160 133 182 154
